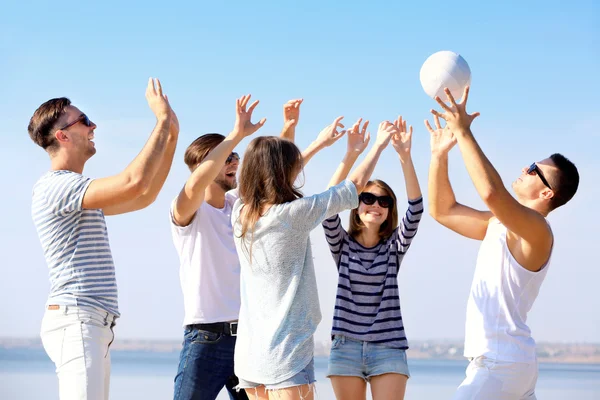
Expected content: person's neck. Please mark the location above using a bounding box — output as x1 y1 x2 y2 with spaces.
355 227 381 248
50 152 86 174
204 183 227 209
520 199 550 218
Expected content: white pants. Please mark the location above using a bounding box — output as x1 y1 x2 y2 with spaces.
452 356 538 400
40 305 117 400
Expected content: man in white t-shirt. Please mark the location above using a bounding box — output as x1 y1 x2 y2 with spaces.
170 95 266 400
426 87 579 400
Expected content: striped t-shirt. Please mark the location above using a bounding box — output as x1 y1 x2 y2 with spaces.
32 170 119 317
322 197 423 348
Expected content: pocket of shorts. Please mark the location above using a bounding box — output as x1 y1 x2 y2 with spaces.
331 336 344 350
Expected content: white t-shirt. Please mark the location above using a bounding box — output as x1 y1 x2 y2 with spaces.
170 190 241 326
464 218 551 363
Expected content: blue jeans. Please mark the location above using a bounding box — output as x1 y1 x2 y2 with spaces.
173 326 248 400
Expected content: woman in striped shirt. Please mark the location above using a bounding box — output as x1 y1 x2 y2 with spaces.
322 116 423 400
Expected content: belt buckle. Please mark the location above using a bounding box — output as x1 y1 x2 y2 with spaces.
229 322 238 336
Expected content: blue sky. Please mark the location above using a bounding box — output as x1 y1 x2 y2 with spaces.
1 1 598 344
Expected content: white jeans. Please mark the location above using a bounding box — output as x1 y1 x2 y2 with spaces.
40 305 117 400
452 356 538 400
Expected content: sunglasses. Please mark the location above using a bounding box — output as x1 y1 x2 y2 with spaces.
359 192 394 208
527 163 552 190
226 152 240 164
58 114 92 131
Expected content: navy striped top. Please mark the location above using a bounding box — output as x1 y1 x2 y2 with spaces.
322 197 423 348
32 171 119 316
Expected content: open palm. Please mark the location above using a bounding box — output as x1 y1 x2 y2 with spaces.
391 116 413 158
425 115 457 156
347 118 370 154
234 94 266 137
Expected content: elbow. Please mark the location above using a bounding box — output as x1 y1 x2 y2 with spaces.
480 186 503 206
124 174 150 199
351 179 364 194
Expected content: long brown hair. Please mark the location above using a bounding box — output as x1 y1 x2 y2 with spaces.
348 180 398 240
237 136 304 256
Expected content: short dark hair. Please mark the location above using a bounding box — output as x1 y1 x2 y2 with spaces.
184 133 226 170
548 153 579 210
28 97 71 151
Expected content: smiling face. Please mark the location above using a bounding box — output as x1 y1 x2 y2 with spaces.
214 152 240 192
348 180 399 240
358 185 390 226
56 106 97 160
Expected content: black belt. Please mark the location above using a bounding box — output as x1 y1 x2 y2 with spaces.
188 322 238 336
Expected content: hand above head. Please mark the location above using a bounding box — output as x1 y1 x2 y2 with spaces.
430 86 480 134
315 116 346 148
233 94 266 137
391 116 413 159
346 118 370 155
146 78 171 121
282 98 303 132
374 120 398 149
425 115 457 157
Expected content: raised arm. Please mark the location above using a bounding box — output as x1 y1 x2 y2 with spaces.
82 78 173 211
327 118 370 188
425 115 492 240
173 95 266 226
348 121 396 193
279 98 303 142
391 116 422 200
301 116 346 166
431 86 551 253
104 104 180 216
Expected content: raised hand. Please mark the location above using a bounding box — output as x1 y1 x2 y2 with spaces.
430 86 480 134
234 94 266 137
282 98 303 132
374 121 397 148
391 116 413 160
425 115 457 156
145 78 171 120
315 116 346 148
346 118 370 154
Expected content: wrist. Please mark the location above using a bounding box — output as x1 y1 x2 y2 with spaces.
398 153 412 163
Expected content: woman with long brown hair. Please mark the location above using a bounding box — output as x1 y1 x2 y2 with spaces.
322 117 423 400
231 119 399 400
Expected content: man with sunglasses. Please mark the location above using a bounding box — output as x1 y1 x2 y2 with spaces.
28 78 179 400
170 95 265 400
426 86 579 400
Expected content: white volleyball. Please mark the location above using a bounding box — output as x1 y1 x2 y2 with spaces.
419 51 471 100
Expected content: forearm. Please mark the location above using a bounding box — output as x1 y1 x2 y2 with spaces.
139 130 179 201
123 117 171 190
328 152 360 188
349 145 385 192
399 154 422 200
280 126 295 142
454 128 506 202
301 140 325 166
186 131 243 191
428 154 458 217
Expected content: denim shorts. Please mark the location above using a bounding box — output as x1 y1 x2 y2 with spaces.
327 335 410 381
236 358 315 390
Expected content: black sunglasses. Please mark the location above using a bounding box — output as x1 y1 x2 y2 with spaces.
359 192 394 208
58 114 92 131
527 163 552 190
226 152 240 164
